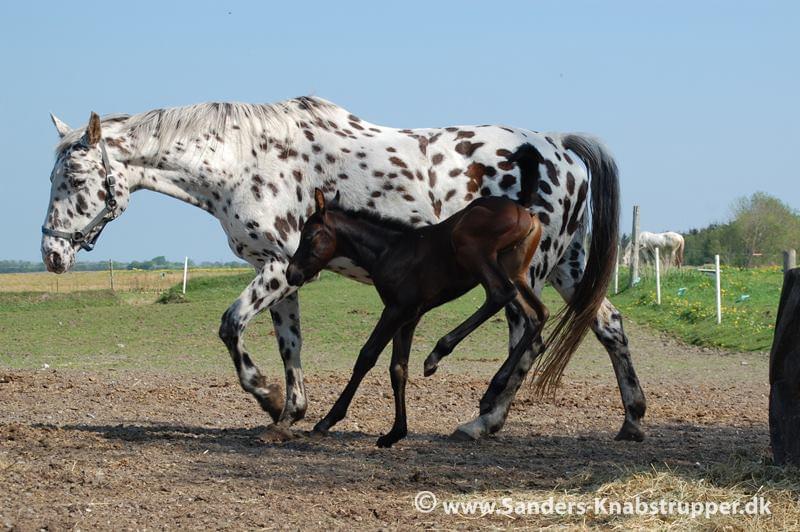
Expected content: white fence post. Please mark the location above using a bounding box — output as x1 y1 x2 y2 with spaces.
614 244 620 295
655 247 661 304
182 257 189 294
715 254 722 324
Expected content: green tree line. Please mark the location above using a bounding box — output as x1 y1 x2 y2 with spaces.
682 192 800 267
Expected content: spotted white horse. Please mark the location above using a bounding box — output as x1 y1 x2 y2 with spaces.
41 97 645 442
622 231 685 270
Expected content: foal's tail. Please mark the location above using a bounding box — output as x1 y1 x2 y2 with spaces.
534 134 620 396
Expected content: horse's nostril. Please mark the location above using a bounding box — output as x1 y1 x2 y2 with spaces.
47 252 63 270
286 265 303 286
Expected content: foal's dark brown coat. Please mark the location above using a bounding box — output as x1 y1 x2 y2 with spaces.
287 189 547 447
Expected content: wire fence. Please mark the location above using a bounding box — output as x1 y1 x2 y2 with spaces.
682 249 795 269
0 267 252 294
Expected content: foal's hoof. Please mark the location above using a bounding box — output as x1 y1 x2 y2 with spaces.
449 428 479 442
423 355 439 377
376 435 398 448
614 419 645 442
308 427 330 440
258 423 298 443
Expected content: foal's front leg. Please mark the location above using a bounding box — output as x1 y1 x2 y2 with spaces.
377 319 419 448
313 306 411 435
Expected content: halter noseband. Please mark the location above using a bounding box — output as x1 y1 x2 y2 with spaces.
41 139 119 252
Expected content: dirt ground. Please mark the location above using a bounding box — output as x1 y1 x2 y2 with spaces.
0 327 770 531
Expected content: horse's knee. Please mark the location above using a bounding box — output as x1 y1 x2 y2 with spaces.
490 284 517 307
390 363 407 382
538 303 550 325
218 310 240 347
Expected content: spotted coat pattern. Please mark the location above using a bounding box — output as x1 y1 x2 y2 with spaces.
41 97 645 440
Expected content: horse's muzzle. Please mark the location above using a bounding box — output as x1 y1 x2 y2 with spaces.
44 251 66 274
285 264 305 287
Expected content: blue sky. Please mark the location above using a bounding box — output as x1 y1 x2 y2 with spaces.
1 1 797 262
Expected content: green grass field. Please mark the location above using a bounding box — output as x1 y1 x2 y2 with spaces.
609 266 784 352
0 272 567 373
0 265 782 375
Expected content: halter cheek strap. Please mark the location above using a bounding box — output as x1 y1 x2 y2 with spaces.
41 139 119 252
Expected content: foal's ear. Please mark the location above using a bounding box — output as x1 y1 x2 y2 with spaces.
329 190 341 208
314 188 326 212
85 112 102 146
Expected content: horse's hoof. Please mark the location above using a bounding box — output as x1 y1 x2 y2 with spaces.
308 427 330 439
258 423 297 443
423 364 438 377
423 356 439 377
449 428 479 442
257 383 284 423
614 419 645 442
376 434 399 448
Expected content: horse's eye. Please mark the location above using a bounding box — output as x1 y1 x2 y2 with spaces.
70 177 87 188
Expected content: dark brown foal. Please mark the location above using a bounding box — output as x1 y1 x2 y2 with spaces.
286 189 547 447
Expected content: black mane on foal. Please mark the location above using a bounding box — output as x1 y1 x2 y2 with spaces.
332 205 419 235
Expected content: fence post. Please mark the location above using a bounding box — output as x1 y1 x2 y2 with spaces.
715 254 722 324
182 257 189 294
784 249 797 272
629 205 640 288
614 244 620 295
655 248 661 304
108 259 115 291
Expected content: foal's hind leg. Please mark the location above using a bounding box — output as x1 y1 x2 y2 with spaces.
423 260 517 376
452 303 545 441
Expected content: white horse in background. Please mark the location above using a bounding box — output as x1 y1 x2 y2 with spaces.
622 231 684 269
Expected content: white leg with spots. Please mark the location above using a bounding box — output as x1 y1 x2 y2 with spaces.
549 251 647 441
589 298 646 441
219 260 295 423
269 292 307 425
452 304 544 441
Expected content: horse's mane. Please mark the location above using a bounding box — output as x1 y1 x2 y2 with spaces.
332 205 417 235
55 96 340 156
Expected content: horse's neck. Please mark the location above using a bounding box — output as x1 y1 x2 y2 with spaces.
333 214 407 273
105 118 318 217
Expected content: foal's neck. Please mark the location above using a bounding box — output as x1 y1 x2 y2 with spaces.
332 212 411 273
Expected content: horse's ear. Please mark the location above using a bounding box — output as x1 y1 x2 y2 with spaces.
329 190 341 209
314 188 326 213
86 112 102 145
50 113 71 138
